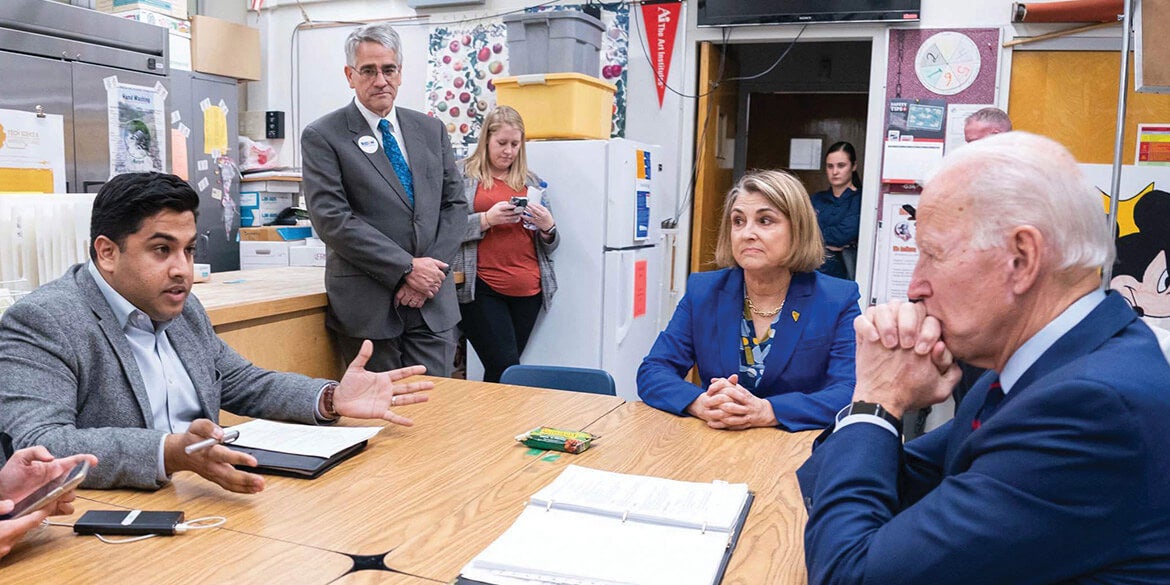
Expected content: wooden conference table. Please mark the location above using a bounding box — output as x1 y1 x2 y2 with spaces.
1 378 817 584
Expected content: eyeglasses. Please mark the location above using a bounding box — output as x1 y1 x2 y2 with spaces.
356 65 401 80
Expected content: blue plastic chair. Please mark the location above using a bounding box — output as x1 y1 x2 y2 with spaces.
499 365 617 396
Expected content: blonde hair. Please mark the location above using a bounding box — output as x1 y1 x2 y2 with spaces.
463 106 533 191
713 169 825 272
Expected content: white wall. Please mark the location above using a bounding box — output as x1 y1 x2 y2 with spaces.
249 0 1123 310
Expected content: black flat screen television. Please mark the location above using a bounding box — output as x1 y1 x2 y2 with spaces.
697 0 921 27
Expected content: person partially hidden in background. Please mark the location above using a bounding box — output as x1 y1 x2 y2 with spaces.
0 173 432 493
637 170 860 431
798 132 1170 584
811 141 862 280
963 106 1012 143
0 447 96 560
455 106 559 383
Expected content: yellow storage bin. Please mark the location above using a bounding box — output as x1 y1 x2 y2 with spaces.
494 73 615 140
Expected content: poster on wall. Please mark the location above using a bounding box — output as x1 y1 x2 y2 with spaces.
0 108 67 193
105 76 168 178
1136 124 1170 166
872 193 920 304
1083 163 1170 332
945 103 994 155
426 21 509 158
882 98 947 184
640 0 682 108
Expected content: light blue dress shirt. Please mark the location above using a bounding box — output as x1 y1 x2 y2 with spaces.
87 262 202 479
837 290 1108 436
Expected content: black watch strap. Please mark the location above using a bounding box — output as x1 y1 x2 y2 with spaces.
838 401 903 435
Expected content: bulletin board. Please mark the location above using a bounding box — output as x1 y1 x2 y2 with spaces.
1009 51 1170 164
1136 0 1170 92
870 27 1003 304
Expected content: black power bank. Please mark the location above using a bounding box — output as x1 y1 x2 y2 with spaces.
74 510 185 536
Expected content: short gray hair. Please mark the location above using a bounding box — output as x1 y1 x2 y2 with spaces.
927 131 1113 271
345 22 402 67
964 107 1012 132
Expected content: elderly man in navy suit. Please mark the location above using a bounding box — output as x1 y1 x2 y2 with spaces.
302 22 466 376
798 132 1170 584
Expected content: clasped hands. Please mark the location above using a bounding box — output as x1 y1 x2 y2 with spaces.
686 374 778 430
164 340 433 494
852 300 961 419
396 257 448 309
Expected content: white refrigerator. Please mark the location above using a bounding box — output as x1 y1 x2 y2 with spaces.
467 139 665 401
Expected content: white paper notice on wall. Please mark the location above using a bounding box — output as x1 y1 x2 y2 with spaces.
944 104 993 155
789 138 823 171
881 141 944 184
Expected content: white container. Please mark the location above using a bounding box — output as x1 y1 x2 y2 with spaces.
289 244 326 267
239 240 301 270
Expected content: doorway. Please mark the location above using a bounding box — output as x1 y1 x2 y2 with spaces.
691 40 872 272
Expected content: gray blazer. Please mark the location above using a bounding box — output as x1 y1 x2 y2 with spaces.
0 264 329 490
454 174 559 310
302 103 467 339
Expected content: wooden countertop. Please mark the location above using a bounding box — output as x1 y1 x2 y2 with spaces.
192 266 327 326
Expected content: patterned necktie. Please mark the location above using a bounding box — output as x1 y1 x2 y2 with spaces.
377 118 414 207
971 377 1004 430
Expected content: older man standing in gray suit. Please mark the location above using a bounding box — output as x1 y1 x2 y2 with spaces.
0 173 432 492
302 22 466 376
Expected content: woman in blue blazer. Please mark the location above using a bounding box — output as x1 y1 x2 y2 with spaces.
637 170 860 431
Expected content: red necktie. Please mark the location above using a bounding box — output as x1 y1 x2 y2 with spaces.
971 380 1004 431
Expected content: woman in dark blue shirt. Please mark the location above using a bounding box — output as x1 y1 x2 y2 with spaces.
811 141 862 279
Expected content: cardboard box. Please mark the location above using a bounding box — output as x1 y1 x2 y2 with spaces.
96 0 187 19
117 8 190 35
240 226 313 241
191 15 261 81
239 192 295 227
240 240 302 270
289 245 327 267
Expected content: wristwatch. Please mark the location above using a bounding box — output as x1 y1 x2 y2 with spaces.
542 224 557 235
837 401 903 435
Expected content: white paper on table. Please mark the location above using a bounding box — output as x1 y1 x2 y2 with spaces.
228 419 381 459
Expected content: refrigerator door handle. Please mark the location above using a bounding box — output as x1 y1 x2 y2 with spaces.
616 250 634 345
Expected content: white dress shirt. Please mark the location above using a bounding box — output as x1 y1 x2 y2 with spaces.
354 98 411 166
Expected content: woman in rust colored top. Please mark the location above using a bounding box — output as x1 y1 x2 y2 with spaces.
455 106 558 382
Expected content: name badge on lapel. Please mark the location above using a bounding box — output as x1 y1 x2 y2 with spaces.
357 135 378 154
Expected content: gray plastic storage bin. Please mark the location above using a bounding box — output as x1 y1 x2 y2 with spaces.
503 11 604 77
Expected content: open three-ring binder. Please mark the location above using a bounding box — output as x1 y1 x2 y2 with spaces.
457 465 754 585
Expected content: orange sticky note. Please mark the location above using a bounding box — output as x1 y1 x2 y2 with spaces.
171 128 189 181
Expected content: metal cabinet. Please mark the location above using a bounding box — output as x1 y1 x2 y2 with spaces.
171 70 242 271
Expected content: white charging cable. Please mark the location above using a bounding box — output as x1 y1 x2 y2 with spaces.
45 516 227 544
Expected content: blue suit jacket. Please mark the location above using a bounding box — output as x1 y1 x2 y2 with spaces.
797 292 1170 585
636 268 860 431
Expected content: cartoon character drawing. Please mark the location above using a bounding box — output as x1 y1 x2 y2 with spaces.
1110 188 1170 321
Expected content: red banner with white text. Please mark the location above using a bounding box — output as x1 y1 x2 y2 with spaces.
641 1 682 108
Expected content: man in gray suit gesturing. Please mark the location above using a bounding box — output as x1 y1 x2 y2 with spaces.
302 22 466 376
0 173 432 492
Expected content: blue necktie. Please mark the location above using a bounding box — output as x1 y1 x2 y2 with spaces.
377 118 414 207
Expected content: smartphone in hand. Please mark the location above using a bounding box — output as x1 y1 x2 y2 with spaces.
509 196 528 207
0 460 89 521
